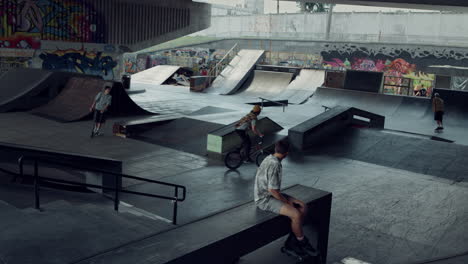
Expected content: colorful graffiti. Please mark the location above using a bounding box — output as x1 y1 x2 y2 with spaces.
323 55 435 95
0 33 41 49
123 54 137 74
122 48 222 75
0 0 104 49
39 48 117 80
263 52 323 67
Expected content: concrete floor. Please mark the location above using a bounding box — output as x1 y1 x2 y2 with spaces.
0 85 467 264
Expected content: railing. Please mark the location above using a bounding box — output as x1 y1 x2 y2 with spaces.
202 43 240 88
209 43 239 77
259 97 287 112
17 156 186 225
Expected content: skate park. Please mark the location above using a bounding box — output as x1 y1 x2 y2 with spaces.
2 0 468 264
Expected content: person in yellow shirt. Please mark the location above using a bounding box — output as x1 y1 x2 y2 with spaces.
432 93 444 131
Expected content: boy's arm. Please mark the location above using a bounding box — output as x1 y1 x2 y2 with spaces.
251 119 264 137
267 165 289 204
89 101 96 112
269 189 292 205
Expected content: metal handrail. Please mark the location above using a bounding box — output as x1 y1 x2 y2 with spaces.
17 156 186 225
259 97 287 112
204 43 240 87
209 43 239 77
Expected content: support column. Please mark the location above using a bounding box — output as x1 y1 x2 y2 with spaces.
325 4 334 40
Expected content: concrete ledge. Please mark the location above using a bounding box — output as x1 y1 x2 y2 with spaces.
207 117 283 158
289 106 385 151
80 184 332 264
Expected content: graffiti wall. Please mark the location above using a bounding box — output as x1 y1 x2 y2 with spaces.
38 48 117 80
0 0 104 50
123 48 228 76
263 52 323 68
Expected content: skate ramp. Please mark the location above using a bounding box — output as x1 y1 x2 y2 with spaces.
131 65 180 86
32 77 107 122
273 69 325 104
308 87 468 144
208 49 265 95
0 69 105 113
0 69 53 112
240 70 293 99
433 88 468 125
310 87 425 117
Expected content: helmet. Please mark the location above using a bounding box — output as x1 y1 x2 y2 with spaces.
252 105 261 113
434 93 440 97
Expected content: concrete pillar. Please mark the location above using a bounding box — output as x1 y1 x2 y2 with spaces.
325 5 334 40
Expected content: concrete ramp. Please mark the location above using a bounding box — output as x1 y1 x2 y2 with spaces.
310 87 409 117
241 70 293 99
209 49 265 95
0 69 53 112
433 88 468 125
273 69 325 104
131 65 180 86
32 77 106 122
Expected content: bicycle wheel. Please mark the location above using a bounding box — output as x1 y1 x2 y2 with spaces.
255 151 269 167
225 150 243 170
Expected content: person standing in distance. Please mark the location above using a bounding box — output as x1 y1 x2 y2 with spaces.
90 86 112 137
433 92 445 131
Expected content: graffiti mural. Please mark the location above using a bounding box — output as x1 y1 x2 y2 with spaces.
122 48 223 75
263 52 323 68
39 48 117 80
123 54 138 74
318 44 468 95
0 0 104 49
0 33 41 49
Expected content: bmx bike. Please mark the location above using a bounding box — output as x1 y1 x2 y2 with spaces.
224 136 270 170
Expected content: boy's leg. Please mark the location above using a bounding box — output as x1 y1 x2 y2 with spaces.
286 196 308 222
279 202 305 238
237 130 252 160
281 196 318 256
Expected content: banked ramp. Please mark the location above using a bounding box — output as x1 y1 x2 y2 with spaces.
208 49 265 95
273 69 325 104
240 70 293 99
131 65 180 86
0 69 53 112
32 77 107 122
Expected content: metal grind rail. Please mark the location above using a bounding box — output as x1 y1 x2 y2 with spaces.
18 156 186 225
259 97 288 112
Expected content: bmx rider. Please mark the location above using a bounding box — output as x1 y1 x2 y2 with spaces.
235 105 264 163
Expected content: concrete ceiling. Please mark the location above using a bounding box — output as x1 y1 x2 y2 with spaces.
284 0 468 11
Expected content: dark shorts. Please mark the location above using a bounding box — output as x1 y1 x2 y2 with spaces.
94 110 107 123
434 111 444 121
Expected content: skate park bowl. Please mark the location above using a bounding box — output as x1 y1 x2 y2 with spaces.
207 117 284 158
83 184 332 264
289 106 385 151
